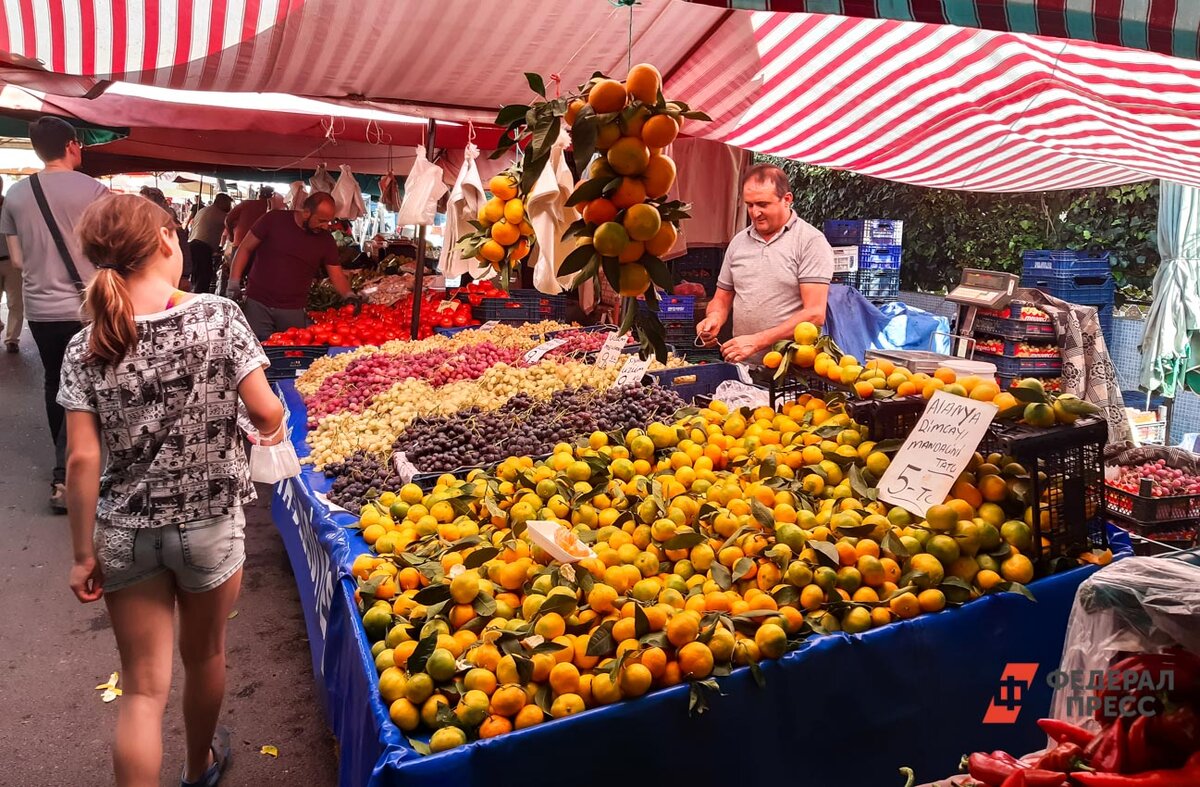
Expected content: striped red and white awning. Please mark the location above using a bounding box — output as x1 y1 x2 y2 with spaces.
1 0 1199 191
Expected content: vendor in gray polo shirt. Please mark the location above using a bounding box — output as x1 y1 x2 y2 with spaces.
697 164 834 364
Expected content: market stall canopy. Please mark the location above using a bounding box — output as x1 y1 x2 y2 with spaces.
687 1 1200 60
0 82 504 177
2 0 1200 191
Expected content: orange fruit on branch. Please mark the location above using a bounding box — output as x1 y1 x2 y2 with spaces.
607 136 651 176
644 222 677 257
625 63 662 104
610 177 648 209
623 203 663 242
588 79 628 113
617 263 652 296
641 114 679 148
643 153 676 198
488 174 518 201
582 198 618 226
618 240 645 264
491 220 520 246
593 222 630 257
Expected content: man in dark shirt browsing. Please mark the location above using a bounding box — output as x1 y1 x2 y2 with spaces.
225 192 356 339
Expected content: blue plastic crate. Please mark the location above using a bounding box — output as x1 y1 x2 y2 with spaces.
1023 271 1115 305
1022 250 1111 278
638 294 696 319
862 219 903 245
854 268 901 301
859 245 902 270
823 219 864 244
645 363 755 403
434 325 474 337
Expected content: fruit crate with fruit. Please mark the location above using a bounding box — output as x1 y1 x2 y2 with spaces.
478 290 569 324
977 301 1052 322
978 417 1108 560
980 353 1063 376
766 370 926 440
265 345 329 382
972 313 1057 341
973 337 1061 359
672 247 724 296
999 374 1063 392
1105 480 1200 526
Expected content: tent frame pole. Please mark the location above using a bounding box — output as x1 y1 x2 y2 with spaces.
410 119 438 339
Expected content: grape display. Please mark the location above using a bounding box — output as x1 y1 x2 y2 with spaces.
392 384 686 473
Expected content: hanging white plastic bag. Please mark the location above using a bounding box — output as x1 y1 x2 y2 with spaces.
440 144 494 280
397 146 447 227
527 127 580 294
248 423 301 484
333 165 367 220
286 181 308 210
309 163 336 194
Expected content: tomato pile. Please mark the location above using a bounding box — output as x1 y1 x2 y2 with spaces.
263 293 481 347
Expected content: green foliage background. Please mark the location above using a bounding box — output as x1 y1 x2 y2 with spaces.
766 159 1160 303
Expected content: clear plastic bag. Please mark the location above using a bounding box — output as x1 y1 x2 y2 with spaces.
1051 556 1200 724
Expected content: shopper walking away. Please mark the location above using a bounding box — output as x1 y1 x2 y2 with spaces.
140 187 193 290
188 194 231 294
220 187 275 295
0 175 23 352
59 193 284 787
696 163 834 365
0 117 108 511
226 192 358 340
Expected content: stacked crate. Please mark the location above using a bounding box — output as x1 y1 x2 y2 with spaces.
1020 250 1114 343
823 219 903 303
972 300 1064 389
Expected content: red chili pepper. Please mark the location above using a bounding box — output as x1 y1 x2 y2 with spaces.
970 752 1026 785
1035 742 1085 772
1086 716 1129 773
1069 751 1200 786
1000 770 1027 787
1039 718 1095 747
1021 769 1068 787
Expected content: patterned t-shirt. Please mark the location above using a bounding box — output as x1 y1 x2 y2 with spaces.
57 294 270 528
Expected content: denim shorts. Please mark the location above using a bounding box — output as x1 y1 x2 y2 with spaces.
95 509 246 594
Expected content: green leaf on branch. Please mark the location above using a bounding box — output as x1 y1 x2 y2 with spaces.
525 72 546 97
566 177 612 207
559 244 597 277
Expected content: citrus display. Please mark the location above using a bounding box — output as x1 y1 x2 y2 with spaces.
352 390 1049 754
461 165 537 273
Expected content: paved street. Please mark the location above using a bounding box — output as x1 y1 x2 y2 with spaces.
0 313 339 785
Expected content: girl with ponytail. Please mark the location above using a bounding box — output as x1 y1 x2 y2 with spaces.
57 193 284 787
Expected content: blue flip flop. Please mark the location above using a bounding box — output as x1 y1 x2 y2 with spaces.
181 725 231 787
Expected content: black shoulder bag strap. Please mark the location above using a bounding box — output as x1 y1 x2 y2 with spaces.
29 173 86 293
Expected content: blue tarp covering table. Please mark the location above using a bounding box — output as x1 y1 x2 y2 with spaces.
270 377 1131 787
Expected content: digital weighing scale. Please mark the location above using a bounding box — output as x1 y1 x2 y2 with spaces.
864 269 1019 380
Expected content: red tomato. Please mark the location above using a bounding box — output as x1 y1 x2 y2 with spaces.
453 313 469 326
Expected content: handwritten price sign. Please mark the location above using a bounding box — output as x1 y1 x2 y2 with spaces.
523 338 566 364
594 332 627 368
612 355 650 388
878 390 997 517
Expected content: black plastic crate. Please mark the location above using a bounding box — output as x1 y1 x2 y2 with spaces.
1109 516 1198 556
973 314 1057 341
672 247 724 297
998 375 1063 393
823 219 864 245
1105 482 1200 525
478 290 569 324
974 337 1060 359
978 418 1108 561
977 353 1063 376
848 396 927 440
265 345 328 381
